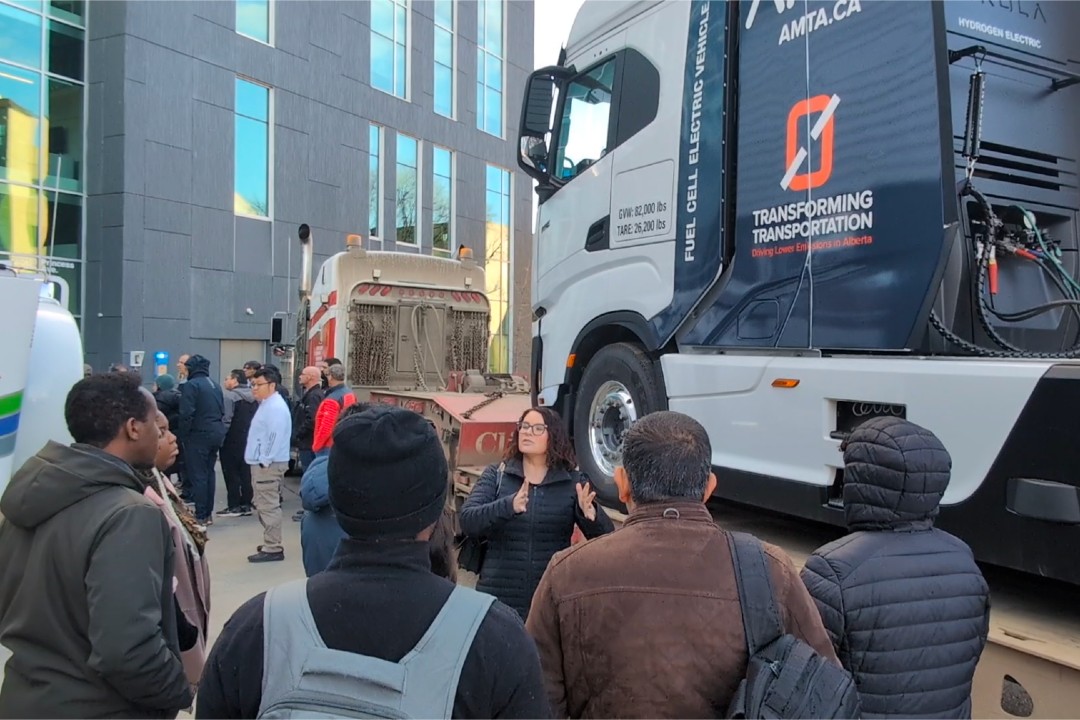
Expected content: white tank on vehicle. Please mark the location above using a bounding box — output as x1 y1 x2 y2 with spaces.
0 274 83 497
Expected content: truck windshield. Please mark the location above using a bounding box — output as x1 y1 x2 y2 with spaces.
553 58 615 182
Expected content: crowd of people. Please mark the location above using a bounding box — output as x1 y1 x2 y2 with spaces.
0 365 992 719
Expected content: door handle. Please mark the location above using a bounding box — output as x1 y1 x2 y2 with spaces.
585 216 610 252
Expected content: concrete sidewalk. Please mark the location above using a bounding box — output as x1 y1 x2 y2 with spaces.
200 471 307 646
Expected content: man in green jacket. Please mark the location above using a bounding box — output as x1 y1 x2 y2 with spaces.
0 372 193 719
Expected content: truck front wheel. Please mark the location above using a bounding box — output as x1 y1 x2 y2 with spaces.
572 342 667 506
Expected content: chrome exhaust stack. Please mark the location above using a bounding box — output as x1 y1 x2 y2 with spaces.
298 223 313 304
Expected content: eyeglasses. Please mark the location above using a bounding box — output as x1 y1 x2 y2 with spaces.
518 422 548 436
251 381 271 389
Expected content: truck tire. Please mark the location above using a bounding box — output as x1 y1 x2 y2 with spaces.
573 342 667 507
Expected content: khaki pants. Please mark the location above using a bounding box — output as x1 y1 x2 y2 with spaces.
251 462 288 553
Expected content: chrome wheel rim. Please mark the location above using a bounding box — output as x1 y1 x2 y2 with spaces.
588 380 637 477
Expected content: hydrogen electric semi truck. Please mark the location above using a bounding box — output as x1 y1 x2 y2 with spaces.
518 0 1080 583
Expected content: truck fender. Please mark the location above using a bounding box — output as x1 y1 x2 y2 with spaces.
562 311 663 388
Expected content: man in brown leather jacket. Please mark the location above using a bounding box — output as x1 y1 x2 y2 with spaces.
525 410 838 719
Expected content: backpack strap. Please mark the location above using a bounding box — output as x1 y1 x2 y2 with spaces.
397 585 496 718
727 531 785 655
259 579 324 715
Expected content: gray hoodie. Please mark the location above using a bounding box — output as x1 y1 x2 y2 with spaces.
223 384 255 429
0 441 192 718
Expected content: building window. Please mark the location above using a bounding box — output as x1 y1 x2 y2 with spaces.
0 2 42 69
47 78 84 193
432 147 453 257
395 133 418 246
234 78 270 218
476 0 503 136
0 0 86 322
433 0 454 118
369 124 383 244
237 0 271 44
484 164 511 372
0 61 41 183
49 2 85 27
371 0 409 99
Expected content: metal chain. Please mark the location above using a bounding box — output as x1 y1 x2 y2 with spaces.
446 310 489 372
462 391 504 419
349 304 396 385
413 305 429 391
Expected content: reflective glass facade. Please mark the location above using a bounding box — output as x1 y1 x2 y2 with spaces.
485 164 510 372
234 78 270 218
0 0 86 321
432 146 452 257
236 0 270 44
433 0 454 118
369 123 382 243
395 133 418 245
371 0 408 98
476 0 503 136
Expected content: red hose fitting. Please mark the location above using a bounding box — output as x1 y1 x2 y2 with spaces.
989 246 999 295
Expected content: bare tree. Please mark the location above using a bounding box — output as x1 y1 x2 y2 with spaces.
432 177 451 255
395 168 417 244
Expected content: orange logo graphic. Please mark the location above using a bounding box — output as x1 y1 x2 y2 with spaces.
782 93 840 192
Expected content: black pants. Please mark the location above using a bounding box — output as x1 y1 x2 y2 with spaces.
221 444 253 509
184 442 220 521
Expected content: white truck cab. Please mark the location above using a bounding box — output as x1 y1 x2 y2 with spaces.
518 0 1080 585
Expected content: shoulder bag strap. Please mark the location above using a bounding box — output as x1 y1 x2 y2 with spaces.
727 531 785 654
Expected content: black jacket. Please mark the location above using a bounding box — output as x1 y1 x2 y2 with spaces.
196 539 551 719
291 384 324 449
458 458 615 619
177 355 226 448
0 442 192 718
800 417 991 719
154 388 181 432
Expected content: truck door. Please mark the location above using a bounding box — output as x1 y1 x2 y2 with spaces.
534 50 621 286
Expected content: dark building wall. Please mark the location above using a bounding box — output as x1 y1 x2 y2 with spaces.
83 0 534 377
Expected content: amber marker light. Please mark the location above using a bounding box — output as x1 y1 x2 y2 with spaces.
772 378 800 388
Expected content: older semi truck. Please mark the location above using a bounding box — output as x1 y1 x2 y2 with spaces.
289 227 533 512
518 0 1080 584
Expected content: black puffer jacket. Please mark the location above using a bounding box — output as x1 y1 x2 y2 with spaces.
800 416 991 719
458 458 615 619
177 355 225 448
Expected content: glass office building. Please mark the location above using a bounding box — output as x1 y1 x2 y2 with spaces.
0 0 534 375
0 0 86 326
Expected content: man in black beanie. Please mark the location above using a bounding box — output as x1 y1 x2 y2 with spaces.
197 405 552 719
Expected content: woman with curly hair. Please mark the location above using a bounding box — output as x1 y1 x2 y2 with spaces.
458 406 614 619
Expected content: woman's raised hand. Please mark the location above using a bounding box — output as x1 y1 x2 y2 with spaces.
576 481 597 521
513 481 530 514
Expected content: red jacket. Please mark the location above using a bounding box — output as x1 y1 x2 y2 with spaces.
311 386 356 452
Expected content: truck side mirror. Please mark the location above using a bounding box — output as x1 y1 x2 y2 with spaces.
517 65 572 185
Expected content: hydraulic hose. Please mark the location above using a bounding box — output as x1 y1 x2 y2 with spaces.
929 186 1080 358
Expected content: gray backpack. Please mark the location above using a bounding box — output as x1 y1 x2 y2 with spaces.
257 579 496 719
726 532 862 719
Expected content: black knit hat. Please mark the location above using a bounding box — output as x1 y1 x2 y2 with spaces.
328 404 449 540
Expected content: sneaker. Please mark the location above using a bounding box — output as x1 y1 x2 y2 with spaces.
248 549 285 563
239 505 253 516
217 507 245 518
196 516 213 527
